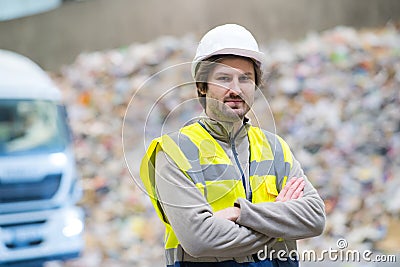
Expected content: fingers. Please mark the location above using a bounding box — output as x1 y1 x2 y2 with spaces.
214 207 240 222
290 177 305 199
288 177 305 200
275 177 296 201
275 177 305 202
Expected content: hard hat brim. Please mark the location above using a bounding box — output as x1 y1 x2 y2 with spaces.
191 48 265 78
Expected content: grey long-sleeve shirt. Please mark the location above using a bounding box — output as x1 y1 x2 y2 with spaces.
154 117 325 261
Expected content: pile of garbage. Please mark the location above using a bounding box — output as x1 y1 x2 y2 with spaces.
51 23 400 266
263 25 400 254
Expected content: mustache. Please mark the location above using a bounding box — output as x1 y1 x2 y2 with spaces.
223 95 244 102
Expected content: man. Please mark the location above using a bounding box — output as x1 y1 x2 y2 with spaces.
140 24 325 267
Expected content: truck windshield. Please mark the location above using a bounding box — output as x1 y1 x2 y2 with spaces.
0 99 70 156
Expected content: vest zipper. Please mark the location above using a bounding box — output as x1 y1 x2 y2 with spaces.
230 125 252 201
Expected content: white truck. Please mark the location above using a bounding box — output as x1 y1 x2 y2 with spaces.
0 50 84 266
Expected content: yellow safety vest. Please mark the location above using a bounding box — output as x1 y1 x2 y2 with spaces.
140 122 293 250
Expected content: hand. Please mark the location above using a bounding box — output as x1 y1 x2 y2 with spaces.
275 177 305 202
214 207 241 222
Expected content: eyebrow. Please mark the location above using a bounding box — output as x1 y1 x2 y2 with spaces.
214 71 254 77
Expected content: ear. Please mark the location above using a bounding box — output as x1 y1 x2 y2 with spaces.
198 88 207 95
196 83 207 95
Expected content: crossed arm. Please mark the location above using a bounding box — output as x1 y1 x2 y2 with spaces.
214 177 306 221
154 151 325 258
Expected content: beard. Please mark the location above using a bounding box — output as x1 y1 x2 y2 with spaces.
205 97 251 123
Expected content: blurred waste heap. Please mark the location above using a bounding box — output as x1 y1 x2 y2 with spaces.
51 23 400 266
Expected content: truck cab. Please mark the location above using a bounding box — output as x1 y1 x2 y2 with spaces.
0 50 84 266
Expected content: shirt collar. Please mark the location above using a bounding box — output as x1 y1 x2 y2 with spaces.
198 115 250 143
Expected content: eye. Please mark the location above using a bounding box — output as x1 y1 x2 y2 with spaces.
216 76 231 82
239 75 251 82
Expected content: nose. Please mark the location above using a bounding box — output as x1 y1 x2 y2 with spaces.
229 78 242 94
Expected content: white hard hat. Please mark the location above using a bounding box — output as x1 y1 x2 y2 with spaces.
191 24 264 78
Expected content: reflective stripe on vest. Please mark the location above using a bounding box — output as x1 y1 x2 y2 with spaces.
140 122 293 251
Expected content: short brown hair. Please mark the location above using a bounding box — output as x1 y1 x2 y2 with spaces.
194 54 263 109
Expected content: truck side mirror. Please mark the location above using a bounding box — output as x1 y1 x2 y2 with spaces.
59 104 74 143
